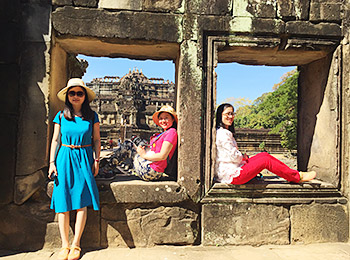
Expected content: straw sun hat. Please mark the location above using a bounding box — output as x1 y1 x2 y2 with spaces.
57 78 96 102
152 105 178 126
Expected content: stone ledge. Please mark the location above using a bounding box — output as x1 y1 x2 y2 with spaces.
201 176 345 204
47 175 190 204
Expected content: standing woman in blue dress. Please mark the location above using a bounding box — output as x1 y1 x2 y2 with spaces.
48 78 100 260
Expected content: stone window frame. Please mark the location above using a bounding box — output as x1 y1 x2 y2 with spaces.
49 39 185 193
203 33 341 194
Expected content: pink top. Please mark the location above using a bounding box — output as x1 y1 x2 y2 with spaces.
150 128 178 173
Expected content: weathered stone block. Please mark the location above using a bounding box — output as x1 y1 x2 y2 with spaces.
0 116 17 205
99 0 142 10
0 64 20 114
44 222 74 248
21 3 51 42
17 43 50 177
142 0 183 12
202 203 290 245
291 203 348 243
73 0 97 7
0 202 55 250
0 0 20 22
277 0 310 20
310 2 341 22
101 205 199 247
0 23 20 63
247 0 276 18
188 0 232 15
52 7 182 43
80 209 101 248
286 21 341 37
52 0 72 5
14 170 46 205
251 18 285 34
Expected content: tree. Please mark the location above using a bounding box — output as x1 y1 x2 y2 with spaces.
234 70 298 150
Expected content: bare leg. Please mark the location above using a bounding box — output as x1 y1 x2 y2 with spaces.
71 207 87 247
58 212 70 247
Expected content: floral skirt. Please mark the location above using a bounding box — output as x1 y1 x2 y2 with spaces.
133 154 168 181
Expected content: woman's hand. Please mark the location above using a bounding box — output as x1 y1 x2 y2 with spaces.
92 161 99 176
242 153 249 162
48 163 57 179
137 146 147 158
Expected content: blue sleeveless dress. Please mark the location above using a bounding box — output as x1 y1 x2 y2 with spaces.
50 111 100 213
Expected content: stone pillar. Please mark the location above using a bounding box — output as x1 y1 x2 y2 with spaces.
177 39 203 201
298 49 340 186
15 1 52 204
0 0 21 205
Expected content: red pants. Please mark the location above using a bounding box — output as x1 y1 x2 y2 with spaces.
231 152 300 185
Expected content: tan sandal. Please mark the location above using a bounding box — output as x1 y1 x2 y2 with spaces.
68 245 81 260
57 247 70 260
299 171 316 182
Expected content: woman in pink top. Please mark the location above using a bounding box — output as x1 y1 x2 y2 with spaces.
134 105 178 181
215 103 316 184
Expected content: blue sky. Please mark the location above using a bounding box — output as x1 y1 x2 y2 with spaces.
79 55 295 105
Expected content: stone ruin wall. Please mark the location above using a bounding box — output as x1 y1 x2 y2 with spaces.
1 0 350 250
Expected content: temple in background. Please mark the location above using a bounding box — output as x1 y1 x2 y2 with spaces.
87 68 175 144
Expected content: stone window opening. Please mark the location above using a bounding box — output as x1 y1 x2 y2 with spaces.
202 34 343 203
49 40 184 200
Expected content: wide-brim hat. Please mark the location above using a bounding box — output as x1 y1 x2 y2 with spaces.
152 105 178 126
57 78 96 102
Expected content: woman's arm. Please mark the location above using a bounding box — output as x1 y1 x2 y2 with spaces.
137 141 173 162
217 129 243 164
92 122 101 176
48 123 61 178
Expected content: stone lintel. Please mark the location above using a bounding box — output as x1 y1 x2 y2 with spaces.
55 37 179 60
286 21 341 37
52 6 182 43
216 36 338 66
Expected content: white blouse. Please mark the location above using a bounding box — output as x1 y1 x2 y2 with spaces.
215 127 245 183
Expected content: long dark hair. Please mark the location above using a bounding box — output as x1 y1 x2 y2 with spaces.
63 86 94 121
159 112 177 130
216 103 235 137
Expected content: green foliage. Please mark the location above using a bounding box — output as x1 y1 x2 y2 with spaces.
235 70 298 150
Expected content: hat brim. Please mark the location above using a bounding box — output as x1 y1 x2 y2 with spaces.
57 85 96 103
152 110 178 126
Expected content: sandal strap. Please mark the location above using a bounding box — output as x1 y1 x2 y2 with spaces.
70 245 81 251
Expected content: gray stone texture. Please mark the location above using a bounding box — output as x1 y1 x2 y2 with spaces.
99 0 142 10
52 0 72 5
142 0 183 12
52 7 182 42
277 0 310 20
246 0 276 18
298 50 340 185
14 170 46 205
286 21 341 37
73 0 98 7
291 203 348 243
188 0 232 15
202 203 290 245
0 200 54 250
101 205 199 247
310 1 342 22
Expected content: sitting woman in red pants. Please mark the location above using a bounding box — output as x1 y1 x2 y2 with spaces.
215 103 316 185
